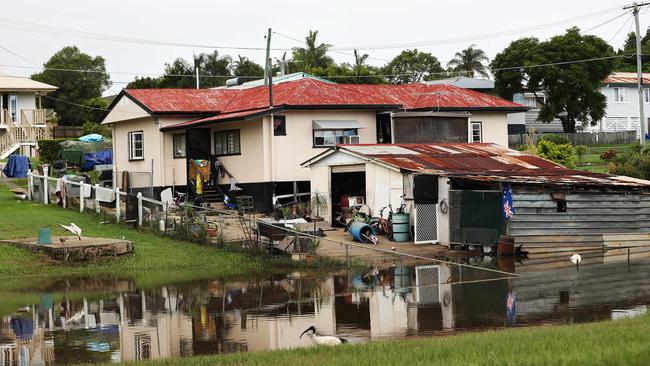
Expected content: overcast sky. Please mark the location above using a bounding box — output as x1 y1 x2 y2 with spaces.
0 0 646 95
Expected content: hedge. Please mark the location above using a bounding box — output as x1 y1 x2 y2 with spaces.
38 138 69 165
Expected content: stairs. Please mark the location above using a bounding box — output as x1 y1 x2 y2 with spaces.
0 118 50 159
203 186 224 203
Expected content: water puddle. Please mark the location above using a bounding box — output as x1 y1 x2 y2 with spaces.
1 252 650 365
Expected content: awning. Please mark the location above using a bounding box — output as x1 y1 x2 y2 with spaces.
312 120 365 130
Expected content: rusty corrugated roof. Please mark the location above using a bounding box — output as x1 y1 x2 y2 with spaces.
335 143 650 188
603 72 650 85
125 88 239 113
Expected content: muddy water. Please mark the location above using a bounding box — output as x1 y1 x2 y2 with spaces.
1 251 650 365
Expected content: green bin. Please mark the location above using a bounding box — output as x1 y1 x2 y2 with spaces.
38 227 51 245
391 213 410 242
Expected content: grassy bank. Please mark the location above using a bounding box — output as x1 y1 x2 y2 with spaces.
105 315 650 366
0 181 296 288
576 144 633 173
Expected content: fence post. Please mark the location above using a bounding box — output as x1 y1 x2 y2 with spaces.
115 188 121 222
27 172 33 201
137 192 143 227
42 174 49 205
95 184 101 214
346 243 350 267
79 183 85 213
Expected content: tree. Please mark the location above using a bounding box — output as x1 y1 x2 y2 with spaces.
491 28 615 132
127 76 161 89
446 45 490 78
353 49 369 75
381 49 445 84
614 30 650 72
291 30 334 70
309 63 384 84
230 55 264 78
31 46 111 126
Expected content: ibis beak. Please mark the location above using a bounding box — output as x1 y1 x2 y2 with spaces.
299 329 309 339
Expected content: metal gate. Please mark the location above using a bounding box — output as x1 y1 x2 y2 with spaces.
414 204 438 244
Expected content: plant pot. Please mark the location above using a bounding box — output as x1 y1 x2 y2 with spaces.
205 227 217 237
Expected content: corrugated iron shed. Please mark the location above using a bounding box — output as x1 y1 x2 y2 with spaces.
332 143 650 188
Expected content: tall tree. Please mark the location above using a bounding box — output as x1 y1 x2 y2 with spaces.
230 55 264 78
31 46 111 125
126 76 162 89
353 49 369 76
291 30 334 70
446 45 490 78
381 49 445 84
309 63 385 84
614 30 650 72
491 27 615 133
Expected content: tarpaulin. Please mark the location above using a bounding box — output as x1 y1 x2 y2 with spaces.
79 134 104 142
2 155 29 178
81 150 113 170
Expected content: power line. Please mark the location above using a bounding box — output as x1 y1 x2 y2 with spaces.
43 94 111 111
584 11 631 32
608 12 635 44
0 45 39 66
272 31 392 63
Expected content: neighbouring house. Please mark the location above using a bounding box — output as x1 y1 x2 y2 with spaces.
584 72 650 138
0 75 56 158
303 143 650 250
424 77 564 135
100 78 526 211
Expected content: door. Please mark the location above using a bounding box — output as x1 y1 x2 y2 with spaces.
9 94 17 123
186 128 212 186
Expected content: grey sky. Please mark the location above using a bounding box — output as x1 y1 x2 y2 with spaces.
0 0 644 95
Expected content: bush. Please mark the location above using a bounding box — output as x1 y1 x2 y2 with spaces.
538 134 570 146
608 145 650 179
38 138 68 164
82 121 112 137
575 145 588 163
600 149 617 161
536 139 576 168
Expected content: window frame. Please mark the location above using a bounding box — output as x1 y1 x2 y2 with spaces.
273 115 287 136
127 130 144 161
644 88 650 104
471 121 482 143
172 133 186 159
613 87 629 103
312 128 359 148
213 129 241 156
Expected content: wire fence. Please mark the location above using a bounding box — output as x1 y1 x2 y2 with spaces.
26 172 516 277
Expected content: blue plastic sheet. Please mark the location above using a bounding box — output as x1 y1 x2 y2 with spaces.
81 150 112 170
79 134 105 142
2 155 29 178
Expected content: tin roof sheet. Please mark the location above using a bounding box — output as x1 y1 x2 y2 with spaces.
603 72 650 85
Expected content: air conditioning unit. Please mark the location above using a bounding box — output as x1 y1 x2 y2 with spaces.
342 135 360 144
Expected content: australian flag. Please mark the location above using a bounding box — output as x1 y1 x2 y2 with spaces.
502 184 515 220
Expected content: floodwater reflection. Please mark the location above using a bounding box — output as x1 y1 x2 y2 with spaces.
2 252 650 365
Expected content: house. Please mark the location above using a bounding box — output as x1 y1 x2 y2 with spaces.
0 75 57 158
424 77 564 135
584 72 650 138
303 143 650 250
100 78 526 210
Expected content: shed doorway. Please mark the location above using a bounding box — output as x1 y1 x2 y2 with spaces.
331 166 366 227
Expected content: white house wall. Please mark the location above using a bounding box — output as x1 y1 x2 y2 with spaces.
587 85 650 136
112 116 163 188
365 163 404 218
470 112 508 147
102 95 150 124
211 118 265 184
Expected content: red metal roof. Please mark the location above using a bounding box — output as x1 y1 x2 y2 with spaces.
125 88 239 113
123 78 526 129
333 143 650 188
603 72 650 85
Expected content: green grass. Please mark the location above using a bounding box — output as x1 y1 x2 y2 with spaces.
0 182 298 290
91 314 650 366
576 144 634 174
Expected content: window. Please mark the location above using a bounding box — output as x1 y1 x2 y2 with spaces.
214 129 240 156
173 133 186 158
613 87 628 103
471 122 482 143
313 129 358 147
644 88 650 103
127 131 144 160
9 94 16 122
273 115 286 136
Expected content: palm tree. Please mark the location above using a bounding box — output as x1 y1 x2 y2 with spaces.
353 49 369 75
446 45 490 78
292 30 334 70
230 55 264 77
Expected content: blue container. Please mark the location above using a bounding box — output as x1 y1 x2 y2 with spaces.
349 222 376 243
38 228 51 245
391 213 410 242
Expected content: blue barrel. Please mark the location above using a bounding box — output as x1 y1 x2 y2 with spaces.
38 228 51 245
391 213 410 242
349 222 376 243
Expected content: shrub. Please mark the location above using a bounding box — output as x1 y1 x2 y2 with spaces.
82 121 112 137
608 145 650 179
536 139 576 168
575 145 588 163
600 149 617 161
38 138 68 164
538 134 570 146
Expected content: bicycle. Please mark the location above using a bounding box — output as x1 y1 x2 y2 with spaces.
372 205 394 238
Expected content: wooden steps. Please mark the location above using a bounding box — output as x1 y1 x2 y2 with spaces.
603 233 650 248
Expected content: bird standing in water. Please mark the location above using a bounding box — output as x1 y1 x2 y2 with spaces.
570 253 582 271
300 326 348 346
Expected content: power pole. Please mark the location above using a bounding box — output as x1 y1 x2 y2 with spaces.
624 2 650 145
194 52 200 89
264 28 272 86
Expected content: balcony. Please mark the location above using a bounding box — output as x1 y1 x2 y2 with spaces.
0 108 48 128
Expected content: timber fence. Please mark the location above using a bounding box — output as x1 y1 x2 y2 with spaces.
508 131 637 148
25 172 516 278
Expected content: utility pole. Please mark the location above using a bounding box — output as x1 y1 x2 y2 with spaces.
194 52 200 89
264 28 272 86
624 2 650 145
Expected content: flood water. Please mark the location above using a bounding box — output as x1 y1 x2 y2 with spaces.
2 251 650 365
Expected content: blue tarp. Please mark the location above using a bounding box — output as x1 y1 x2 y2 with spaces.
2 155 29 178
81 150 112 170
79 134 105 142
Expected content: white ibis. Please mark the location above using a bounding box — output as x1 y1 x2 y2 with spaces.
300 326 348 346
59 223 82 240
570 253 582 271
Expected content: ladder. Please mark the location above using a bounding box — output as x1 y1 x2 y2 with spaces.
236 196 256 247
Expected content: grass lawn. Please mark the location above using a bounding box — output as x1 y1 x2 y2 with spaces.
0 181 294 290
576 144 634 174
91 314 650 366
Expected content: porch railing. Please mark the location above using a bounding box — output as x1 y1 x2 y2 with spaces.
21 109 47 125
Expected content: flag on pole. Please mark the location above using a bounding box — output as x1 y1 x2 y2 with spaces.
502 184 515 219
